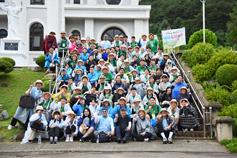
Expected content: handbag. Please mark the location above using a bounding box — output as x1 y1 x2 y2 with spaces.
98 131 110 143
30 120 45 132
19 95 35 109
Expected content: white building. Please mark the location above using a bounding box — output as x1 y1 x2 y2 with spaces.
0 0 151 67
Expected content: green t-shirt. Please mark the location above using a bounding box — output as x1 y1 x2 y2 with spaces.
136 65 146 73
149 66 157 71
102 73 114 83
145 105 161 118
147 39 159 53
59 38 68 52
109 60 117 67
89 43 98 49
130 42 139 48
61 106 65 113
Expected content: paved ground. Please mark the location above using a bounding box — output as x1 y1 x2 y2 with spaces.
0 140 236 158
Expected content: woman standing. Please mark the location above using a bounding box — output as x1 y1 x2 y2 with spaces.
8 80 44 130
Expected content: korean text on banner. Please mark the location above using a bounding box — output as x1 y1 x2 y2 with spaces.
162 28 186 49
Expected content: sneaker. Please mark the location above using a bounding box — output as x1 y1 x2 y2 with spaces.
8 125 13 130
54 137 58 144
144 138 149 142
185 128 188 132
69 137 73 142
117 138 121 143
65 137 69 143
50 137 53 144
79 138 84 143
28 140 33 143
190 128 194 132
163 137 167 144
168 138 173 144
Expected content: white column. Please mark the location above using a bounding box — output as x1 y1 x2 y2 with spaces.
84 19 94 38
143 19 149 36
131 0 139 5
61 0 66 32
134 19 144 40
47 0 61 37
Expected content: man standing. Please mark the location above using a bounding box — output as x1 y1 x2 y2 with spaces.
100 35 111 49
146 33 159 54
130 36 139 49
57 31 71 62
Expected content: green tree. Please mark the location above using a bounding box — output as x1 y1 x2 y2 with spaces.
226 5 237 49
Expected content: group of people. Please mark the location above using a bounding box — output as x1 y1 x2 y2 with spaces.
8 28 200 144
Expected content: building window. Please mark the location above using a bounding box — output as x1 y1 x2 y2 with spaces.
101 27 125 42
71 30 81 38
30 23 44 51
74 0 80 4
106 0 121 5
0 0 5 3
0 29 7 39
31 0 45 5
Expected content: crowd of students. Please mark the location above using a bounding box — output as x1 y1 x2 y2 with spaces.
8 27 200 144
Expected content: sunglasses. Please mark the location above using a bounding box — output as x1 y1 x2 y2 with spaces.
102 110 107 112
181 100 188 103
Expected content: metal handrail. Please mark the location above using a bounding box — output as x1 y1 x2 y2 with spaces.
168 48 213 138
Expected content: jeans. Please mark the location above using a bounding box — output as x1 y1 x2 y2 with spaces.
66 125 76 135
131 132 152 142
49 127 62 137
116 126 131 140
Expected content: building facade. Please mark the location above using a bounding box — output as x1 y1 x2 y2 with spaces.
0 0 150 66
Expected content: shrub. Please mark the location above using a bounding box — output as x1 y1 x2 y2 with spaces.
182 43 215 67
219 104 237 118
192 50 237 82
216 64 237 87
188 29 217 48
41 80 55 92
0 57 15 66
36 55 46 69
232 81 237 92
231 90 237 104
204 85 230 106
233 118 237 137
0 59 14 73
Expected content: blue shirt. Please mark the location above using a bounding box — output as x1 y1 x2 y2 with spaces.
102 53 109 61
100 41 111 49
79 53 89 63
87 48 93 56
87 72 98 84
171 82 188 99
74 65 87 74
162 118 168 131
97 115 113 131
72 103 89 116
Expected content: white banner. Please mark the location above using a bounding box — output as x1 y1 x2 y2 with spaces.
162 27 186 49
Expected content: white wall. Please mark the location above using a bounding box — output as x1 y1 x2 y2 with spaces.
66 19 85 37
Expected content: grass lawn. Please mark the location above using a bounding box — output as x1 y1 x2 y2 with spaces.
0 68 45 142
220 137 237 153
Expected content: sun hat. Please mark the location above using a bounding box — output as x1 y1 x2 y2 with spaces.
70 49 79 54
119 35 124 38
43 92 51 98
146 87 154 94
52 110 63 118
135 77 141 81
132 98 141 104
119 97 127 104
159 108 169 115
49 30 56 35
59 84 69 91
117 87 125 93
81 37 86 41
81 76 89 81
169 99 178 106
120 44 127 50
103 86 112 91
131 69 139 74
170 66 179 73
179 86 188 93
163 53 169 56
137 109 146 116
115 35 119 38
128 46 133 50
102 66 109 71
180 98 189 104
93 49 98 52
103 99 110 104
99 75 106 79
79 124 88 135
124 59 130 64
66 110 76 116
73 87 82 92
108 53 115 57
78 59 84 64
98 59 105 64
34 80 45 88
35 106 44 112
161 74 169 79
74 68 83 74
60 31 67 34
141 34 147 38
90 37 96 40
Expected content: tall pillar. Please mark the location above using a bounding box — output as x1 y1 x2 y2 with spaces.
134 19 144 40
84 19 94 38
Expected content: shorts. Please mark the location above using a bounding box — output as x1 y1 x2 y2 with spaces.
59 51 67 58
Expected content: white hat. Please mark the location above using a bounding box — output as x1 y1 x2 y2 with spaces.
132 98 141 104
169 99 178 106
103 99 110 104
135 77 141 81
103 86 111 91
66 110 76 116
146 87 154 94
115 35 119 38
35 106 44 112
170 66 179 73
90 37 96 41
124 59 130 64
81 37 86 41
60 31 67 34
34 80 44 88
49 30 56 35
119 97 127 104
159 108 169 115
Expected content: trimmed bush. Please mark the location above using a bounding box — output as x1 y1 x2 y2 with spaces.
192 50 237 82
188 29 217 48
231 90 237 104
219 104 237 118
204 85 230 106
216 64 237 87
182 43 215 67
0 59 14 73
233 118 237 137
0 57 15 66
232 80 237 92
36 55 46 69
41 80 55 92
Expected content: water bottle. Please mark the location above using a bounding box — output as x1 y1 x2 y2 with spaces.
38 135 41 144
96 135 99 143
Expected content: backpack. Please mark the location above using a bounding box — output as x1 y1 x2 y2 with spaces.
98 131 110 143
84 93 97 105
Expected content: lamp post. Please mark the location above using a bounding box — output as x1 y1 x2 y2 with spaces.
200 0 206 43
